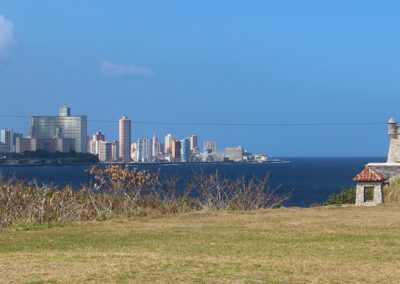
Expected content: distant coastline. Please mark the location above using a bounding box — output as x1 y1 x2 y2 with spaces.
0 158 289 167
0 161 98 168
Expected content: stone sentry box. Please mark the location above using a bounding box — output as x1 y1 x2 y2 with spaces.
353 167 387 206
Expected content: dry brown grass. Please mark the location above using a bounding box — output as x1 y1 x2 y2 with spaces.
384 178 400 204
0 205 400 283
0 166 289 229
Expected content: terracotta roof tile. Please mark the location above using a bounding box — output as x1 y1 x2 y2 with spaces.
353 167 387 182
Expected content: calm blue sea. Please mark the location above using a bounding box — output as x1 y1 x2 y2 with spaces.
0 157 386 207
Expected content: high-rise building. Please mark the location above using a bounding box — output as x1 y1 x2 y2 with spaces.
89 132 105 155
119 116 131 162
30 106 87 152
189 135 198 152
136 138 144 162
171 139 181 162
1 129 24 153
15 137 36 153
131 143 137 161
98 141 112 162
181 138 191 162
136 138 153 162
164 134 173 154
204 141 217 153
152 134 160 158
159 143 165 155
111 141 119 162
147 138 153 161
12 133 23 152
0 129 13 152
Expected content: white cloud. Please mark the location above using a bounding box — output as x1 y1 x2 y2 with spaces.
0 15 16 57
101 60 154 76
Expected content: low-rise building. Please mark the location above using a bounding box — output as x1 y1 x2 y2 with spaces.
225 146 244 162
36 137 75 153
16 137 37 153
98 141 112 162
0 142 10 153
204 141 217 153
353 167 387 206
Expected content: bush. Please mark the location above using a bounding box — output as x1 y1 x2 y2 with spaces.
188 170 289 210
0 166 289 229
324 188 356 206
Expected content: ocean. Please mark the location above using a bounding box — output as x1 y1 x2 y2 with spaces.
0 157 385 207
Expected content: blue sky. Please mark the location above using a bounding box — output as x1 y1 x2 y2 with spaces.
0 1 399 156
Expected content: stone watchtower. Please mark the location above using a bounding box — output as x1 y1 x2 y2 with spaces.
388 118 400 163
353 117 400 206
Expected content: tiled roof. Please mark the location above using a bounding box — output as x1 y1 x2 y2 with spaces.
353 167 387 182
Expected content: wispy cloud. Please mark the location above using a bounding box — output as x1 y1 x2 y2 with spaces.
0 15 16 58
101 60 154 76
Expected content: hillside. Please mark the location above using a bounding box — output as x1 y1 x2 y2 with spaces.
0 206 400 283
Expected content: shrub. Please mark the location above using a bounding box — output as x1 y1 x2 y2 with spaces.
324 188 356 206
188 170 289 210
0 166 289 229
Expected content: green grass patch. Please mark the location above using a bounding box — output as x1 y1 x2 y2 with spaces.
0 206 400 283
13 221 62 231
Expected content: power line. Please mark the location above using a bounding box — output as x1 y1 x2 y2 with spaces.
130 121 386 127
0 114 30 118
0 114 387 127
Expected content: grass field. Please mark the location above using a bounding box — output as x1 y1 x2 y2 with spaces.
0 205 400 283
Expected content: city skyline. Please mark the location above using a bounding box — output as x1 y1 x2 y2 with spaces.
1 1 400 156
1 105 269 163
0 105 394 158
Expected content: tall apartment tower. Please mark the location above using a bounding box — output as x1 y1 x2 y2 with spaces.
164 134 173 154
119 116 131 162
171 139 182 162
0 128 13 152
181 138 191 162
189 134 198 151
152 134 160 158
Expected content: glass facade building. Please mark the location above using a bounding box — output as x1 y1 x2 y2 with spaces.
30 107 87 153
181 138 191 162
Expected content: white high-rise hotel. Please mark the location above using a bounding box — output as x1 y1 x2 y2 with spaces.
164 134 173 153
119 116 131 162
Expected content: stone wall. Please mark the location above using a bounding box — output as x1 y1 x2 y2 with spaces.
388 136 400 163
355 182 383 206
367 163 400 182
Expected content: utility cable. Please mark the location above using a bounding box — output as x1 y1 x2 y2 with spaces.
0 114 388 127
